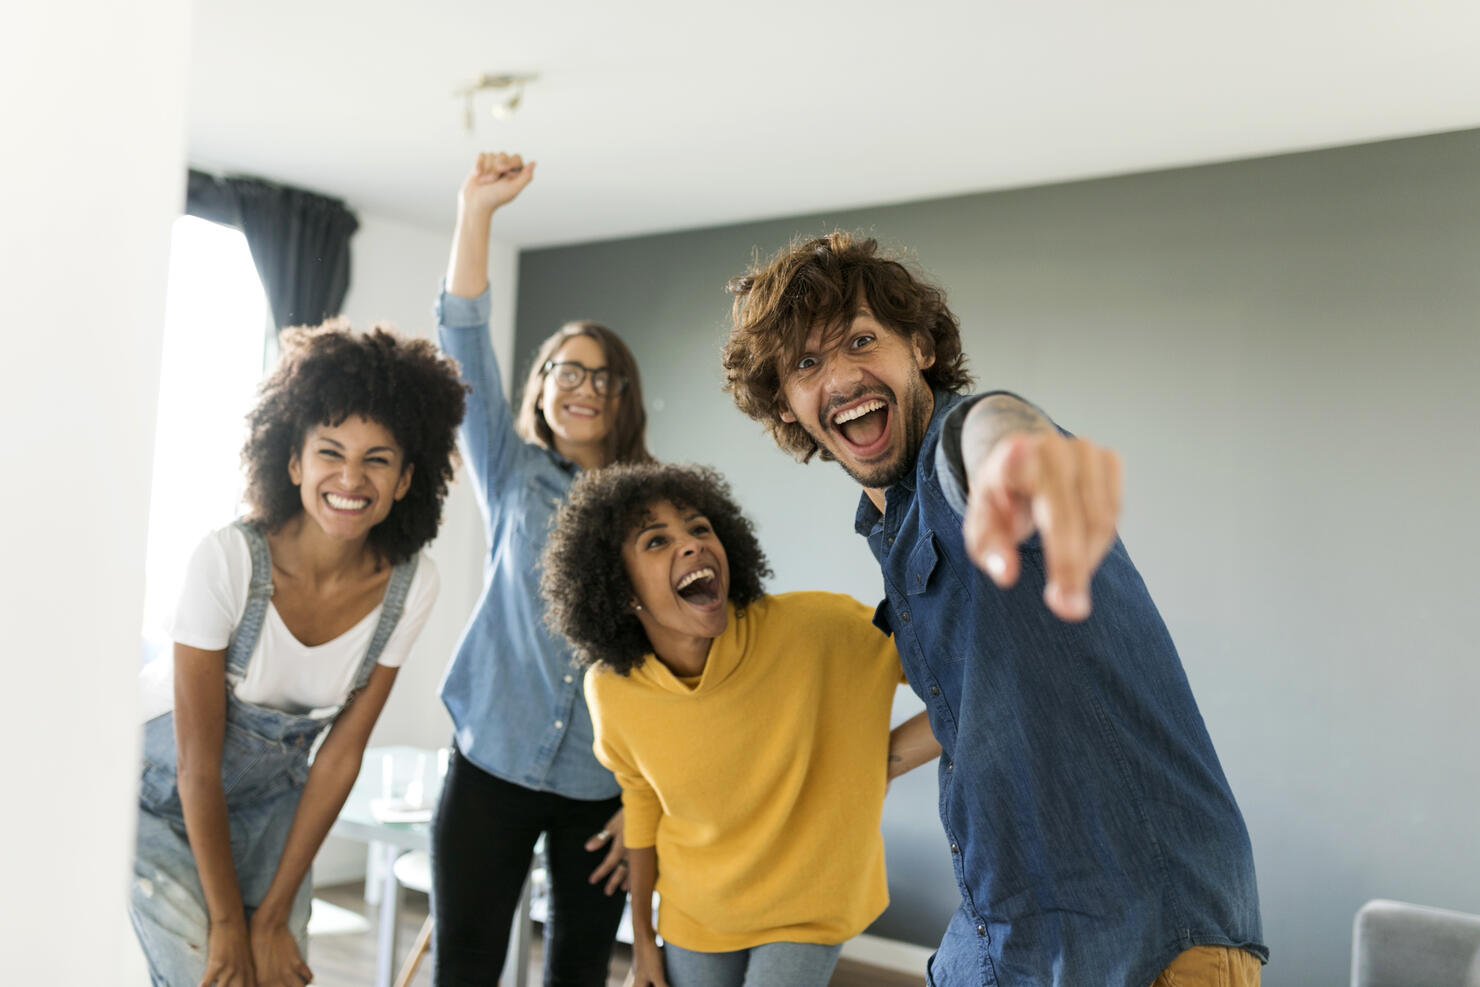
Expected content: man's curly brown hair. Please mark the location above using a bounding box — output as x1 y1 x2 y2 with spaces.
723 231 973 462
241 319 467 564
540 463 772 675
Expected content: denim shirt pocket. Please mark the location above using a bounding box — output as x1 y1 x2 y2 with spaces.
514 471 566 545
906 532 941 597
907 532 966 660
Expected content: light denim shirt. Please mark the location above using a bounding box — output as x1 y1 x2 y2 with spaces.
436 288 618 800
858 390 1265 987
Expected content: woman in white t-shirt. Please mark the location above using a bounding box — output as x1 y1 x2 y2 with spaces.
129 321 466 987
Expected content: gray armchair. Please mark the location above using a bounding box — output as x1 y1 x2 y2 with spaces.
1352 899 1480 987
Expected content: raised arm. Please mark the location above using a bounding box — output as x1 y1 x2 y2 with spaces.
437 152 538 513
887 711 942 782
446 151 535 299
958 393 1122 622
172 643 258 987
245 663 400 986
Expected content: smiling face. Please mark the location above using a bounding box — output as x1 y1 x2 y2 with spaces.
778 307 936 495
538 334 618 467
288 414 412 541
621 499 731 668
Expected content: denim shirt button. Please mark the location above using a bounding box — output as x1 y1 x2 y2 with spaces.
929 684 940 697
976 924 986 937
563 674 574 683
951 842 960 854
946 759 954 771
554 720 564 729
886 535 894 547
900 610 911 623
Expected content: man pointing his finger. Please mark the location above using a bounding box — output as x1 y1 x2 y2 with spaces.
723 232 1266 987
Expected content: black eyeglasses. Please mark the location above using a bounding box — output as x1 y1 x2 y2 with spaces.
542 360 627 396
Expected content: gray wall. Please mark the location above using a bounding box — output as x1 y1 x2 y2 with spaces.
514 130 1480 986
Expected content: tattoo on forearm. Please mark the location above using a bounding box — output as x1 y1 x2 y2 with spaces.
889 754 903 763
963 394 1052 474
981 395 1050 440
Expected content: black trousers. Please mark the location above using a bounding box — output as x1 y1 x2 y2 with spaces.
431 745 626 987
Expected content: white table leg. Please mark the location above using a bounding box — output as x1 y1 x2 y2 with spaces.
375 842 401 987
365 846 387 905
365 840 385 905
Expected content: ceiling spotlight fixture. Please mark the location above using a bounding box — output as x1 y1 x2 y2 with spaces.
455 72 539 132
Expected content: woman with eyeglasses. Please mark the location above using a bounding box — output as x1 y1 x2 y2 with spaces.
431 152 655 986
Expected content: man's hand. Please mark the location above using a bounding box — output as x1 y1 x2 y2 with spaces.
198 917 257 987
586 808 630 895
458 151 535 218
246 916 313 987
962 429 1122 622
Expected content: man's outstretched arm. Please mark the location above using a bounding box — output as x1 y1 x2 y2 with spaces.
958 393 1122 622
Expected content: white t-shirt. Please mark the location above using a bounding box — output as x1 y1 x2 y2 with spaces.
139 525 439 722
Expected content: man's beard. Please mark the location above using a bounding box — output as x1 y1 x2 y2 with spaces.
817 372 934 492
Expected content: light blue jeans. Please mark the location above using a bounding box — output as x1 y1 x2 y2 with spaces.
663 940 844 987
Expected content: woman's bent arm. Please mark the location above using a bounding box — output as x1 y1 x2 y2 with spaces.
173 642 257 985
247 662 400 986
626 845 668 987
887 711 942 782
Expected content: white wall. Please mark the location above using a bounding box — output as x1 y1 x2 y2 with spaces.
0 2 191 984
316 209 519 883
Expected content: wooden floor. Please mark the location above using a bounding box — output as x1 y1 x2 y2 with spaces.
308 882 922 986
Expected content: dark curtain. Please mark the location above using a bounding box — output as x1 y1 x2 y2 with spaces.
185 169 360 332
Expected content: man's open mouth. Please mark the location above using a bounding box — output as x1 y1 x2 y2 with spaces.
832 397 890 452
675 566 721 607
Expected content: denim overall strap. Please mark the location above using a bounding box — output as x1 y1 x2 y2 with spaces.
224 519 275 679
350 553 418 693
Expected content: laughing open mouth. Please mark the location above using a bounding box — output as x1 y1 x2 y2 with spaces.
325 492 371 512
675 566 721 607
833 398 889 450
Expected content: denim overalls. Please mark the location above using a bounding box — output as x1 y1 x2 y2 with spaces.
129 520 416 986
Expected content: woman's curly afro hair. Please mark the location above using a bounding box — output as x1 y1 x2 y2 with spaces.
241 319 467 564
541 463 772 675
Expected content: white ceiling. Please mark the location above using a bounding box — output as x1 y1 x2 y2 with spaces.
186 0 1480 248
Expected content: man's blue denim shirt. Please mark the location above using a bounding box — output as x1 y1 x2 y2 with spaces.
857 390 1266 986
435 288 617 800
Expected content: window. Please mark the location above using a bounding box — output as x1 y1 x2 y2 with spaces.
140 216 269 651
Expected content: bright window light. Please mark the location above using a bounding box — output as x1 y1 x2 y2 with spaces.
141 216 268 650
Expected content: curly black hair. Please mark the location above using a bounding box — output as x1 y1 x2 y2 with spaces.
541 463 772 675
241 319 467 564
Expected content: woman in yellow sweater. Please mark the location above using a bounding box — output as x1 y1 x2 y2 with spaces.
540 463 940 987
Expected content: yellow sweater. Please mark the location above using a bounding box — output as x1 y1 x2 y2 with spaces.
586 591 905 951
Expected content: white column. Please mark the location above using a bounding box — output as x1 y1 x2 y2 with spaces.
0 1 192 983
